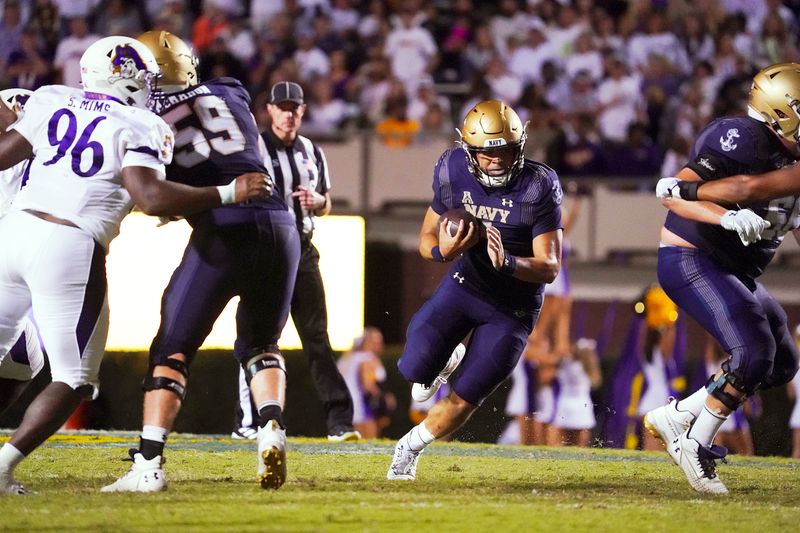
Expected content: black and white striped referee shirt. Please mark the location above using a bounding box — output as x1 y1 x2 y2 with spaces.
261 128 331 237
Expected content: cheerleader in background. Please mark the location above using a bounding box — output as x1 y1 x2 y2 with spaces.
548 338 602 447
635 288 681 451
337 327 396 439
606 285 686 451
499 348 539 445
525 195 583 445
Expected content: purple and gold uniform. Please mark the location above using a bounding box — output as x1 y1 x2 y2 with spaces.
398 147 562 405
660 115 800 393
149 78 300 366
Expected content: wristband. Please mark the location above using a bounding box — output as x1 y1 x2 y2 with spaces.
217 181 237 205
500 254 517 276
677 180 700 201
431 245 446 262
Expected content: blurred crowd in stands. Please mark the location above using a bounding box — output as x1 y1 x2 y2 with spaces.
2 0 800 177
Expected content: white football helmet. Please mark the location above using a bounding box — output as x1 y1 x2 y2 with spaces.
80 36 160 109
0 88 32 113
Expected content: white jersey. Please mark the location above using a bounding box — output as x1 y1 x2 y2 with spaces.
10 85 173 249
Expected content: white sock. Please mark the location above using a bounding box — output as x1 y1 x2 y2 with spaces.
677 387 708 417
687 406 728 446
0 443 25 474
401 421 436 452
141 425 169 443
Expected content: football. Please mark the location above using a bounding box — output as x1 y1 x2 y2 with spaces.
440 207 481 238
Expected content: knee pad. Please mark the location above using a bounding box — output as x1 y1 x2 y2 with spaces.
142 357 190 401
244 346 286 380
705 372 747 411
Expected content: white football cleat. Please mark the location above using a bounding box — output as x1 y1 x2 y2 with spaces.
670 430 729 495
257 420 287 490
327 426 362 442
231 426 258 440
386 440 423 481
101 452 166 493
0 471 30 495
412 344 466 403
644 398 695 461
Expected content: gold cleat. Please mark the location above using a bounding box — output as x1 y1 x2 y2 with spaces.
258 447 286 490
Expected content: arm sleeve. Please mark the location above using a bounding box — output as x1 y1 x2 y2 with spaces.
121 114 173 174
685 150 739 181
531 171 563 239
430 150 450 214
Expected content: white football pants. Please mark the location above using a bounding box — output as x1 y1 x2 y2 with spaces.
0 210 108 391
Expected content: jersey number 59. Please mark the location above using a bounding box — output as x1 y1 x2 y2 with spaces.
161 96 245 168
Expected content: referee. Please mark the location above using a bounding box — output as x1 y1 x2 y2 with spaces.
233 81 359 442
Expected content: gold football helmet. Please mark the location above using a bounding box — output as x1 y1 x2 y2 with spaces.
749 62 800 146
137 30 198 93
457 99 527 187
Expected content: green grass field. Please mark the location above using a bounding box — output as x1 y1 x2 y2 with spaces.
1 432 798 532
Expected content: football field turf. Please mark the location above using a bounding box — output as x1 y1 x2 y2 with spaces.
1 431 798 532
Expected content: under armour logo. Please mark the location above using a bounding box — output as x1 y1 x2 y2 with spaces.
453 272 464 284
501 198 513 207
462 191 473 204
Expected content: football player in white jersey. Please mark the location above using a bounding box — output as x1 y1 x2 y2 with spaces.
0 88 47 417
0 36 272 495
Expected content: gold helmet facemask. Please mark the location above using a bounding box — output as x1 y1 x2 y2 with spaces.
457 99 527 188
748 62 800 148
137 30 198 95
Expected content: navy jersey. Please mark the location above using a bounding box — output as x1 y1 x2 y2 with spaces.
664 116 800 280
156 78 286 222
431 147 563 310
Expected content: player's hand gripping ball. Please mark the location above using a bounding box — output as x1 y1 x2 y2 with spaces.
440 207 485 239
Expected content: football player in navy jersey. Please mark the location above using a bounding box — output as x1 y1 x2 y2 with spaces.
645 63 800 495
103 32 299 493
387 100 563 480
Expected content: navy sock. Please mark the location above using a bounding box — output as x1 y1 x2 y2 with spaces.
258 404 285 429
139 438 165 460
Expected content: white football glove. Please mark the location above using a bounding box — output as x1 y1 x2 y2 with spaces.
655 177 681 199
719 209 771 246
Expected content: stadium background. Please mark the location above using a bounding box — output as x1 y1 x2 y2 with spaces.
1 0 799 456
